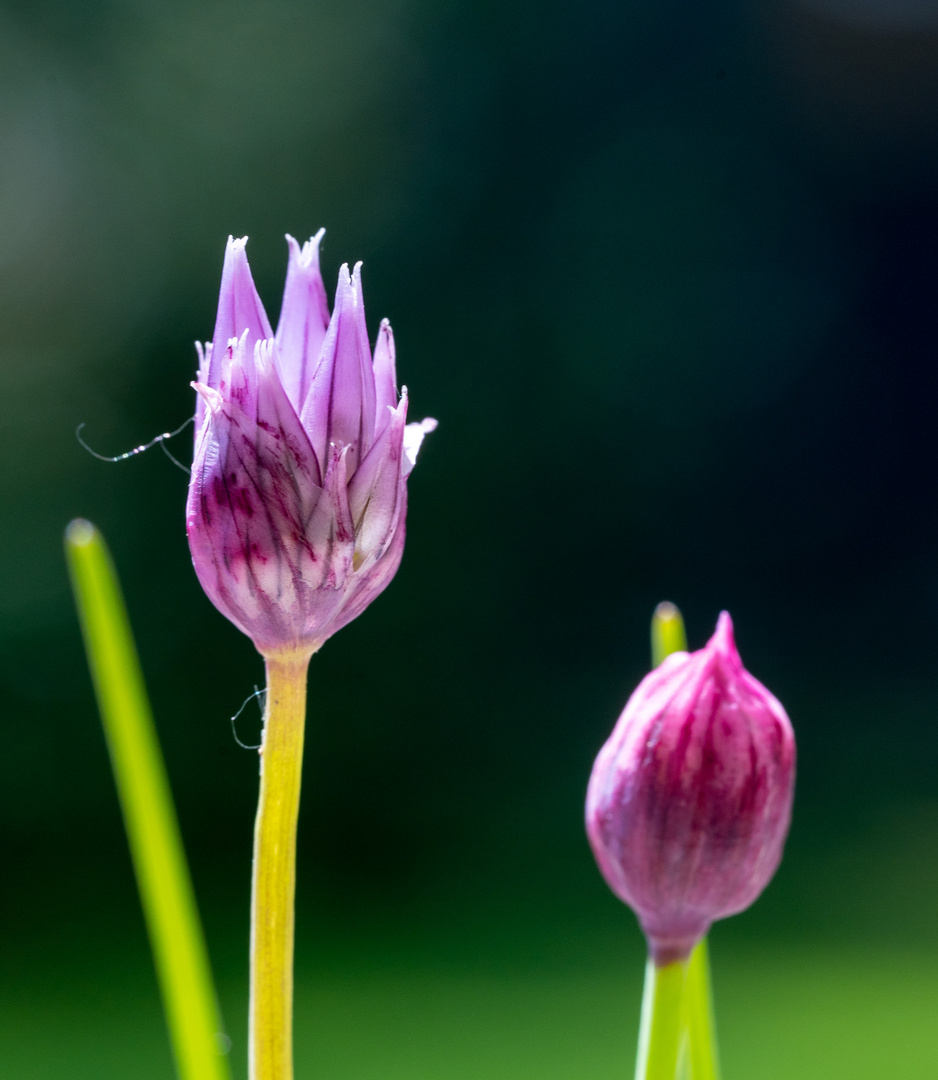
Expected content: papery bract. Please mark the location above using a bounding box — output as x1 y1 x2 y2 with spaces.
187 234 436 656
585 612 795 965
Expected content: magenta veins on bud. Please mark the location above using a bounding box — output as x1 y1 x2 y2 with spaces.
186 234 436 656
585 612 796 965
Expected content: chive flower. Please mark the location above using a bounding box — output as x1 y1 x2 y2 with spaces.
186 234 436 657
585 612 796 965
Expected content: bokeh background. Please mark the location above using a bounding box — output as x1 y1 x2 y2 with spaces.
3 0 938 1075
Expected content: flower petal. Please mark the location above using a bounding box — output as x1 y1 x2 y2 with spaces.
372 319 398 435
300 263 376 478
325 488 408 640
207 236 273 393
186 339 324 651
348 391 407 566
306 443 355 592
275 231 331 412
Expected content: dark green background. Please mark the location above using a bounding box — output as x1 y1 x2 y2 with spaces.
3 0 938 1075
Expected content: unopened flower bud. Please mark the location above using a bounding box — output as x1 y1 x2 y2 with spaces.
585 612 795 965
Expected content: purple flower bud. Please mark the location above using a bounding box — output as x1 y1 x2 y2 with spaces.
186 234 436 656
585 612 795 965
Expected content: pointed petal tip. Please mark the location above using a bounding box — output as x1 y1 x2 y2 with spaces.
375 320 396 360
708 610 740 664
221 236 251 277
220 237 264 308
286 229 327 269
334 262 365 312
254 336 280 377
350 261 364 297
191 380 223 415
335 263 352 296
195 341 212 382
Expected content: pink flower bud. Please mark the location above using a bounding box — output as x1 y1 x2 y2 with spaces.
585 612 795 965
186 235 436 656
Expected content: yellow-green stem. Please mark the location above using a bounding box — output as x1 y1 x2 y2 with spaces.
684 939 720 1080
635 959 688 1080
249 650 312 1080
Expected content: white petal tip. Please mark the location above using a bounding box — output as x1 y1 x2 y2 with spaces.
192 381 223 415
403 416 438 473
254 337 279 374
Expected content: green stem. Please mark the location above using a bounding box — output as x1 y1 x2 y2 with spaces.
684 939 720 1080
635 958 688 1080
249 650 313 1080
651 601 688 668
64 519 230 1080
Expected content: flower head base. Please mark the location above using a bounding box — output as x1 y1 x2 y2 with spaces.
585 612 795 965
187 234 436 656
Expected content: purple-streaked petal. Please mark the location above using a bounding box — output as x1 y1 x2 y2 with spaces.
195 329 258 435
186 340 324 652
348 392 407 564
300 263 376 478
325 487 408 639
253 338 323 488
372 319 398 434
306 443 355 592
225 329 259 417
275 231 331 412
207 236 273 392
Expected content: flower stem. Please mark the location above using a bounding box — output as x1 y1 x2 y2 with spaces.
249 650 313 1080
635 958 688 1080
651 601 688 667
64 519 230 1080
684 938 720 1080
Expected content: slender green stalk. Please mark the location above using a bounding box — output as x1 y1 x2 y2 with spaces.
64 519 229 1080
249 650 313 1080
649 601 720 1080
684 938 720 1080
635 959 689 1080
